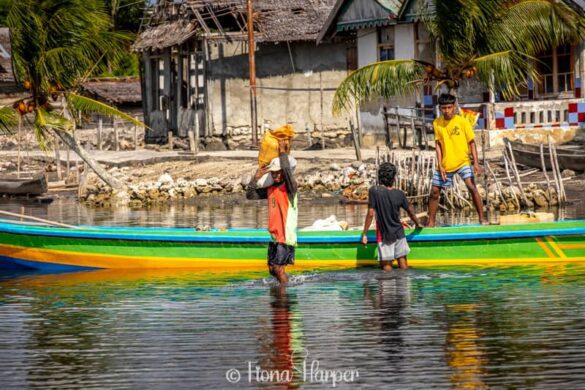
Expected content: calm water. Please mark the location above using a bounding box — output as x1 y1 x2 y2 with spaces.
1 265 585 388
1 195 584 229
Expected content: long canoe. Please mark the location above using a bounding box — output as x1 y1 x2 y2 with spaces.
0 220 584 272
0 176 47 196
505 138 585 171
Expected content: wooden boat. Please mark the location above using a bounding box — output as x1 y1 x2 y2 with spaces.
0 220 584 272
505 138 585 171
0 176 47 196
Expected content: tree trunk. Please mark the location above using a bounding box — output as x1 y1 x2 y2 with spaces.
55 130 125 190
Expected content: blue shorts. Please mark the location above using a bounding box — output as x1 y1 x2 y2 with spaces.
432 165 474 188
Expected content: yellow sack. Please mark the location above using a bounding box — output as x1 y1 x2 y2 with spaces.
460 108 480 129
258 124 295 166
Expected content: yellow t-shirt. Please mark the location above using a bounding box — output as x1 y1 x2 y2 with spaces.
433 114 475 173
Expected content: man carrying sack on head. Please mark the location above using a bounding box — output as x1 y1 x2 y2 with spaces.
246 140 298 285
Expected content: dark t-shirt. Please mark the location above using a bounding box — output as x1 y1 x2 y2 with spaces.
367 186 409 244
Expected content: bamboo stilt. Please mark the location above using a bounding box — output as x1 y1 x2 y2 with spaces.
54 137 62 181
539 143 552 200
548 136 562 204
502 150 520 208
506 142 530 207
17 115 22 179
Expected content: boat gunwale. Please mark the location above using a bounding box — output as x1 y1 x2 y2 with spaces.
0 221 584 244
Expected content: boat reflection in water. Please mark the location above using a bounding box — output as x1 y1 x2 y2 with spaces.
3 264 585 387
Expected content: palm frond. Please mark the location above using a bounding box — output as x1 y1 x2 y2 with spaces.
0 107 18 134
7 0 132 91
33 108 73 151
68 93 144 127
492 0 585 56
332 60 423 115
472 51 539 99
432 0 504 65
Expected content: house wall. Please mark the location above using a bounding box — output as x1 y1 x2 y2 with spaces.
355 25 420 142
395 24 414 60
357 29 377 67
206 41 349 146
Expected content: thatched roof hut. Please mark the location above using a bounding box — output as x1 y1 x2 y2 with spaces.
0 27 14 83
81 78 142 106
133 0 337 51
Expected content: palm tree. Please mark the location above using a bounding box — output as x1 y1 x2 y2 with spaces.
0 0 143 190
332 0 585 114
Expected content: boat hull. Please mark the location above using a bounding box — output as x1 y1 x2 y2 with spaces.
506 139 585 171
0 176 47 196
0 221 584 271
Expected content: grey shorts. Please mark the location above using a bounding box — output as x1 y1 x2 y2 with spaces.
267 242 295 266
431 165 474 188
377 238 410 261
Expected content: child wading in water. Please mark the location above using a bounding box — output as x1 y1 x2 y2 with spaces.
361 162 422 270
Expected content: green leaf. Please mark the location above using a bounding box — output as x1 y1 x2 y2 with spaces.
68 93 144 127
333 60 424 115
0 107 18 134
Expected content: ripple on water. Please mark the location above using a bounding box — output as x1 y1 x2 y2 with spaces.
1 264 585 388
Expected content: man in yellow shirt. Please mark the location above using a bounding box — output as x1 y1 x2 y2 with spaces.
427 93 487 227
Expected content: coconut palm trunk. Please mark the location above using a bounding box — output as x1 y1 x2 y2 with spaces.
2 0 142 192
55 130 125 190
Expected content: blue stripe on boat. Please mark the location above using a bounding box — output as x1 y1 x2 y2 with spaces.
1 222 584 244
0 255 100 272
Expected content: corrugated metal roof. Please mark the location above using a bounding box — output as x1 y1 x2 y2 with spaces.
336 18 395 31
375 0 403 14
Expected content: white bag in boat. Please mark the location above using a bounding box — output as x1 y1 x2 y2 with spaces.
302 215 348 231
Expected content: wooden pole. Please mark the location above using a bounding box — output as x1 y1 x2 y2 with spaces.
375 145 380 185
113 120 119 151
502 149 520 208
66 142 70 178
17 115 22 179
481 123 489 208
247 0 258 146
54 137 62 181
98 118 103 150
506 142 530 207
168 130 173 150
0 210 78 229
486 162 506 204
188 129 196 153
548 136 562 203
349 119 361 162
383 106 391 147
539 143 552 199
549 140 566 203
134 116 139 150
320 72 325 150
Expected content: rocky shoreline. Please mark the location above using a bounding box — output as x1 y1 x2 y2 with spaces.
78 160 580 212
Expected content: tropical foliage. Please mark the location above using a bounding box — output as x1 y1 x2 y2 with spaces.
333 0 585 114
1 0 144 189
0 0 11 26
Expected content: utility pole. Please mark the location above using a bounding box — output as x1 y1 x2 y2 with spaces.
247 0 258 146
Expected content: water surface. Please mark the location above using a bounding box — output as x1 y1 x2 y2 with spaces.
1 265 585 388
1 195 583 229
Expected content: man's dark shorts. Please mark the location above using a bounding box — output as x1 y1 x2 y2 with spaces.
267 242 295 266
